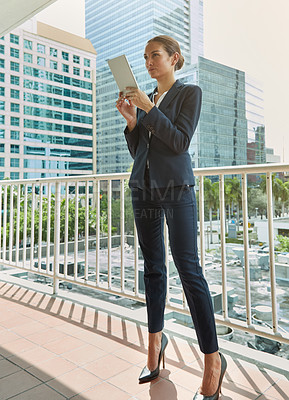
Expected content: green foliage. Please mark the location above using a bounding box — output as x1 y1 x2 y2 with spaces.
276 235 289 252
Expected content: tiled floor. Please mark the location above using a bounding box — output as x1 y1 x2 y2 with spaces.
0 281 289 400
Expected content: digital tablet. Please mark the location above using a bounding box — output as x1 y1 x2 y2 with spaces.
107 54 139 94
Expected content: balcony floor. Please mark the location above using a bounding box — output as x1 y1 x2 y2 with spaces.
0 281 289 400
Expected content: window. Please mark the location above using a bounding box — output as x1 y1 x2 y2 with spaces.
10 75 19 85
11 116 20 126
11 89 19 99
0 143 4 152
0 129 4 138
84 70 91 79
62 64 69 73
0 72 4 82
37 57 45 66
0 172 4 179
73 55 80 64
37 43 45 53
10 34 19 44
10 61 19 72
0 115 4 124
62 51 69 60
73 67 80 76
10 172 19 180
24 53 33 63
24 39 32 50
0 100 4 110
84 58 90 67
0 59 4 68
10 103 20 112
0 87 4 96
10 158 19 167
50 47 57 57
11 144 19 153
50 60 58 70
11 130 19 140
11 103 20 112
10 48 19 58
0 44 4 54
0 157 4 167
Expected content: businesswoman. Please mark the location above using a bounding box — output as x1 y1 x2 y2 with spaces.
116 35 226 399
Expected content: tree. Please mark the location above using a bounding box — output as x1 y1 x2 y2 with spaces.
247 188 267 219
225 177 242 230
276 235 289 252
204 177 219 243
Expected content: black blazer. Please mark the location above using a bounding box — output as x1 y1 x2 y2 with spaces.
124 79 202 189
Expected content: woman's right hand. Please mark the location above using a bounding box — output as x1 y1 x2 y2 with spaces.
116 92 137 131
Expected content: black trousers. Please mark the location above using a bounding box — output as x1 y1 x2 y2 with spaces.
131 182 218 354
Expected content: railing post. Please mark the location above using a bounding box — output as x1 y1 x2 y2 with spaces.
266 172 278 333
219 175 228 320
53 182 61 295
241 173 252 327
199 176 206 275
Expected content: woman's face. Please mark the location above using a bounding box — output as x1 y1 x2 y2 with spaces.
144 41 177 80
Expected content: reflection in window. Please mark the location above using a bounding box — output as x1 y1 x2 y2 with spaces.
37 57 45 66
10 172 19 180
11 116 19 126
62 51 69 61
24 39 32 50
10 103 20 112
10 34 19 44
10 61 19 72
50 47 57 57
62 64 69 73
24 53 33 63
10 89 19 99
10 158 19 167
84 58 90 67
11 130 19 140
73 55 80 64
10 48 19 58
11 144 19 153
37 44 45 53
11 75 19 85
84 70 91 79
50 60 58 70
73 67 80 76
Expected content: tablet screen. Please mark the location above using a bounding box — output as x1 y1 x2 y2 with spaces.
107 55 139 93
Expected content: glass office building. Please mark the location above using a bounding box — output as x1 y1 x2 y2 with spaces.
246 76 266 164
178 57 249 168
0 21 96 180
85 0 204 173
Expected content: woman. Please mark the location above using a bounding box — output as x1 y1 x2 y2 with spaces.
116 35 227 399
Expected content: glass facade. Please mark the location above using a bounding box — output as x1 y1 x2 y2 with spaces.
178 57 248 168
0 24 96 180
85 0 204 173
245 76 265 164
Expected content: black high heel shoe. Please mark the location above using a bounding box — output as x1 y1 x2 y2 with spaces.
139 332 168 384
193 352 227 400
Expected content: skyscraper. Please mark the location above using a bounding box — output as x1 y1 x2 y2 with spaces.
85 0 204 173
85 0 265 173
0 20 96 181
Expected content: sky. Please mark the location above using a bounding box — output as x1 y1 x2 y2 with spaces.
36 0 289 162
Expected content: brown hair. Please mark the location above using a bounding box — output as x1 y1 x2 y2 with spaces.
146 35 185 71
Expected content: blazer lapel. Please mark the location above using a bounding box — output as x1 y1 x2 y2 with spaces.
158 79 183 112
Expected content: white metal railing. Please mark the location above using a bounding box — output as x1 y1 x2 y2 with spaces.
1 163 289 346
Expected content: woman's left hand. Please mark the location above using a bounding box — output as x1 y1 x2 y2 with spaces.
125 87 154 114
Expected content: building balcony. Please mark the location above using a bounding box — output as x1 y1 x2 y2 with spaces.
1 163 289 399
